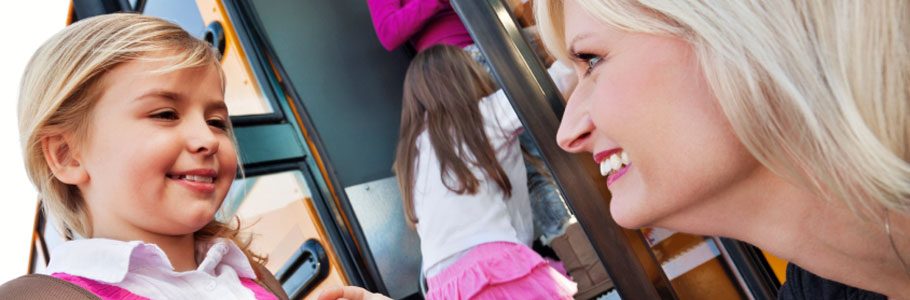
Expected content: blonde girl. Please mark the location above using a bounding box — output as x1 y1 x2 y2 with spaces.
542 0 909 298
1 13 287 300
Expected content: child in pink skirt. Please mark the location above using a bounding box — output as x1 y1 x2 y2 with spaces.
397 45 576 299
320 45 577 300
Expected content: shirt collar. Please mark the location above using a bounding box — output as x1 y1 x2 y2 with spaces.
44 238 256 283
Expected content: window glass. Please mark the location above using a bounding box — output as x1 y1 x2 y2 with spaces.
142 0 206 38
143 0 276 116
220 170 348 295
222 171 327 273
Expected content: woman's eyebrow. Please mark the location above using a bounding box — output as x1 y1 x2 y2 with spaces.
568 32 594 54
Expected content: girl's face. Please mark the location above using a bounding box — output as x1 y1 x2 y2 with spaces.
556 0 759 229
78 56 236 239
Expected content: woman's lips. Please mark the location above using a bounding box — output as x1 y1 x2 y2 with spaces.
607 163 630 186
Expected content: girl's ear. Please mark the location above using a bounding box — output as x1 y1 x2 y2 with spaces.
42 134 88 185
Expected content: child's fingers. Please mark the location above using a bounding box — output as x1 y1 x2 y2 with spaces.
317 286 380 300
316 286 345 300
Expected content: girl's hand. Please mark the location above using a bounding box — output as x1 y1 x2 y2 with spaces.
317 286 392 300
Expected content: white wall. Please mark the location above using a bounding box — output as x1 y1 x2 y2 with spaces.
0 1 68 284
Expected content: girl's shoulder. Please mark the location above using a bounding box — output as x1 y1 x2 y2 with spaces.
248 260 289 300
0 274 100 300
478 89 522 136
0 264 288 300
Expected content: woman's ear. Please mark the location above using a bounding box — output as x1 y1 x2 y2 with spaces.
42 134 88 185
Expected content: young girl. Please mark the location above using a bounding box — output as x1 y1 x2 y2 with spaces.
1 14 288 300
393 45 576 299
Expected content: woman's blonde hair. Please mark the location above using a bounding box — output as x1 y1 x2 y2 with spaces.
19 13 263 264
536 0 910 219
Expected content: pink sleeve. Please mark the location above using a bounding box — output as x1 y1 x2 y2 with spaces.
367 0 445 50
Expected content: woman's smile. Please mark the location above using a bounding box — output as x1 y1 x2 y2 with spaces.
595 149 631 186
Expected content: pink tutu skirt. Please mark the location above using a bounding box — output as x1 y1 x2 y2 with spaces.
427 242 577 300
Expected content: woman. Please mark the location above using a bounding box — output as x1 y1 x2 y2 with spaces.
544 0 909 298
320 0 909 298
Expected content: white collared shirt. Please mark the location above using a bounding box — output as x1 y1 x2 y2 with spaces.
43 238 261 300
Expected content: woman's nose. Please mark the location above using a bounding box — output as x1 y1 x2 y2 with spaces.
556 95 595 154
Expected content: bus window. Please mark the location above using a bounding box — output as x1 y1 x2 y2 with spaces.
141 0 277 117
223 170 347 297
236 0 417 296
141 0 206 38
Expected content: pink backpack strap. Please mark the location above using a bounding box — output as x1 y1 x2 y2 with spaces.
240 278 280 300
51 273 148 300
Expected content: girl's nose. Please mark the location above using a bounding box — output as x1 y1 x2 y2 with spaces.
556 96 595 154
186 119 219 156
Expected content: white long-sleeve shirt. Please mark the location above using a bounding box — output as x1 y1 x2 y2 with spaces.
413 60 577 277
413 88 534 276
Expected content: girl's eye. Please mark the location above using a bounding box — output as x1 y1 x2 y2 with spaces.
572 52 605 76
151 110 179 120
207 119 228 131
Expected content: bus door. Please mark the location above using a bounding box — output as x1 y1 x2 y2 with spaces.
200 0 424 298
450 0 785 299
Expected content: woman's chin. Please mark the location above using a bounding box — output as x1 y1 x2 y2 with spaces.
610 197 653 229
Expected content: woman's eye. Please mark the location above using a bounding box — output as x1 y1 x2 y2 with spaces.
573 52 605 76
151 110 179 120
207 119 228 131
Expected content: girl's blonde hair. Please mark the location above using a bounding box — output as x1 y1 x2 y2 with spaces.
19 13 263 264
536 0 910 219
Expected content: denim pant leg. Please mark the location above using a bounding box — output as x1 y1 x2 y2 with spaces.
520 131 574 245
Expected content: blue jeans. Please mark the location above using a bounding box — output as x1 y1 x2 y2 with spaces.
520 132 574 244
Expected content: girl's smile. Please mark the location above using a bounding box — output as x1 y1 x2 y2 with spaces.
166 168 219 194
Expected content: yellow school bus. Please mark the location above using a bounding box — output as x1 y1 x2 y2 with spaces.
29 0 787 299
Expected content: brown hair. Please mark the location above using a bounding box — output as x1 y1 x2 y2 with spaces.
19 13 264 265
393 45 512 225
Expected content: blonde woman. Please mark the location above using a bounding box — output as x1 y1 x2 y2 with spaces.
544 0 909 298
0 14 287 299
321 0 909 299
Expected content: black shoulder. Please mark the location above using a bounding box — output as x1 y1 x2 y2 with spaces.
778 263 885 300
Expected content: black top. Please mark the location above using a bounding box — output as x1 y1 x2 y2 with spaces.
778 263 886 300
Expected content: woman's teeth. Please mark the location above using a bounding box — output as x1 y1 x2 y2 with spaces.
600 151 630 176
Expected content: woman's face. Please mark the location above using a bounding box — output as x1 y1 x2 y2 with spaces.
556 0 759 229
76 56 237 239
